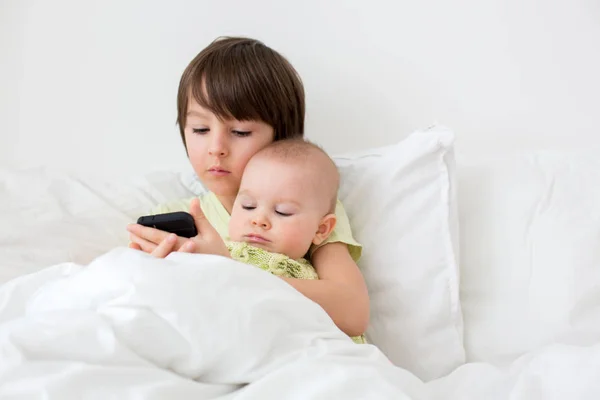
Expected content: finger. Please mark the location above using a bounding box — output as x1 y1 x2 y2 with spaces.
129 231 189 253
129 233 158 253
189 198 206 221
151 234 178 258
179 240 196 253
189 198 217 235
129 242 142 251
127 223 170 245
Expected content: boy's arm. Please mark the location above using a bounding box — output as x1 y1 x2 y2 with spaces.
280 242 369 337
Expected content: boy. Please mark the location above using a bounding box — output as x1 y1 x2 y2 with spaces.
127 37 369 338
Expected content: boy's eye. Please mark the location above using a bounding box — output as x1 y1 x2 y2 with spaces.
232 130 252 137
242 205 256 210
192 128 209 134
275 210 292 217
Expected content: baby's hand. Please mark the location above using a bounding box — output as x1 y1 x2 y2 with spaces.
127 198 229 259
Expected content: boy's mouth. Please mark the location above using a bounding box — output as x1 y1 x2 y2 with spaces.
208 166 230 176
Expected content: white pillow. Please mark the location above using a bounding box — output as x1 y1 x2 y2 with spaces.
457 150 600 364
0 168 197 283
334 125 464 381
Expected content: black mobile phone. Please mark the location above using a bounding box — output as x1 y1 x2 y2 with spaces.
137 211 198 238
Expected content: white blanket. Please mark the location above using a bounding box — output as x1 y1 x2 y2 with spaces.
0 248 423 399
2 248 600 399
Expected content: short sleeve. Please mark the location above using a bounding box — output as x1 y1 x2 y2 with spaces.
309 199 362 262
149 198 194 215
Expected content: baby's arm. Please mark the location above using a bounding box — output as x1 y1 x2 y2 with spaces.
279 242 369 337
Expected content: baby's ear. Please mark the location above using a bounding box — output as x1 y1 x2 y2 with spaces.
312 214 337 245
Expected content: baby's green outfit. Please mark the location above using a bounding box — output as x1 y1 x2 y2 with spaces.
152 191 366 344
226 241 367 344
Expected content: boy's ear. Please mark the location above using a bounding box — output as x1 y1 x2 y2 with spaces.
312 213 337 245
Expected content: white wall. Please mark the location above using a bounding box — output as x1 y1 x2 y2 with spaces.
1 0 599 175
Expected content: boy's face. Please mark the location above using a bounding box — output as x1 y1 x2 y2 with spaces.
228 157 331 260
184 97 274 201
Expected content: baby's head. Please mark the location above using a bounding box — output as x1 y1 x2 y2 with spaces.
228 139 339 260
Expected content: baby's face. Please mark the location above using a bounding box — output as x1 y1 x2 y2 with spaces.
228 157 328 260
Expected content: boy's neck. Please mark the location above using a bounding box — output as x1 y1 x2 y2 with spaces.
216 195 236 215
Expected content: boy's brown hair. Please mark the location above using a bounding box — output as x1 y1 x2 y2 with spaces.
177 37 305 148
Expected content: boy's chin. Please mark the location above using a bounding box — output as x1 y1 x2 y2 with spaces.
204 183 239 198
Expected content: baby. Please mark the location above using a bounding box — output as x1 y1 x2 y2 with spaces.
224 139 366 344
225 139 338 277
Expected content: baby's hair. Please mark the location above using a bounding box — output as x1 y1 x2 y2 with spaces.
257 139 340 213
177 37 305 149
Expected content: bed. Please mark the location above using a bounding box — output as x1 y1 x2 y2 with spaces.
3 1 600 397
3 125 600 399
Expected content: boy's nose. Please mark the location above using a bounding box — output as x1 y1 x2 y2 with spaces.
208 134 229 157
208 145 227 157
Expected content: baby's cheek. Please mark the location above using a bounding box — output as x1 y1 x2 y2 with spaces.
284 224 314 256
228 218 242 240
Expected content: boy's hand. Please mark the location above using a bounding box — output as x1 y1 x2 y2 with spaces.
184 198 230 257
127 198 230 259
127 225 190 257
